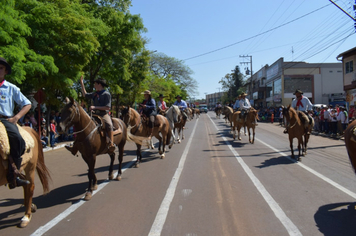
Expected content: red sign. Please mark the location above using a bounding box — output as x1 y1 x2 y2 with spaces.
34 89 45 104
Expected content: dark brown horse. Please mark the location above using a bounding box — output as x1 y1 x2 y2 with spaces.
0 127 51 227
282 105 314 161
121 107 171 167
58 98 144 201
215 106 222 118
344 120 356 174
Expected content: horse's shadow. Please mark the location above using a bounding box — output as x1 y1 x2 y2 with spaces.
314 202 356 236
255 155 294 168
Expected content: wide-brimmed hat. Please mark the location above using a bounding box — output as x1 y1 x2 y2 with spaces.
175 95 182 98
293 89 303 95
0 57 12 75
141 90 151 95
158 94 165 98
240 92 248 96
94 78 108 87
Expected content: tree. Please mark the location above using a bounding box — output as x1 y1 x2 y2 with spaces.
149 52 198 98
219 65 245 102
0 0 58 87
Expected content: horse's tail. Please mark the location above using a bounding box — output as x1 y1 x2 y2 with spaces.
31 129 51 194
166 128 172 145
126 125 149 146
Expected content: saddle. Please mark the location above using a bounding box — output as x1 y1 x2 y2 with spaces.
92 115 122 136
297 111 312 127
0 122 35 169
141 115 161 128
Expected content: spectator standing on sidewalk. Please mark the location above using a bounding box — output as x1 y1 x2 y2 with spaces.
330 109 338 136
339 106 349 132
49 118 58 147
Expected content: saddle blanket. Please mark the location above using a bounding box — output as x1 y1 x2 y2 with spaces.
0 122 35 168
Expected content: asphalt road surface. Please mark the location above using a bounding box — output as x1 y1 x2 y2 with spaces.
1 112 356 236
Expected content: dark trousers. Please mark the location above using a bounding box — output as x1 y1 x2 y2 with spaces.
0 118 26 160
50 131 56 147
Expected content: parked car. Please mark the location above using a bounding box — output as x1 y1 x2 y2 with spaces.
199 105 208 113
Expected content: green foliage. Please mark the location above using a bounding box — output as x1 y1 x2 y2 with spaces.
219 65 246 102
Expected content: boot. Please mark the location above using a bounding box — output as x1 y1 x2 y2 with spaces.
107 130 116 154
65 144 78 156
7 157 30 189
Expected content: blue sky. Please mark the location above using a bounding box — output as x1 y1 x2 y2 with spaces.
130 0 356 99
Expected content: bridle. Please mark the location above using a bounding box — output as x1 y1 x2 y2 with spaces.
62 104 93 136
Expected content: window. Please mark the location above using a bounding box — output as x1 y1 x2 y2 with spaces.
284 76 312 93
346 61 354 74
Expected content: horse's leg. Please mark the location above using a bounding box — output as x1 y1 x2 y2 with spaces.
233 125 236 140
84 155 96 201
182 125 185 140
108 153 115 180
157 133 163 155
135 144 142 167
20 170 35 228
304 134 309 155
290 137 295 159
238 126 242 140
297 137 303 160
252 126 255 144
169 129 175 148
244 126 247 136
248 127 252 143
116 143 124 181
160 131 166 159
177 127 181 143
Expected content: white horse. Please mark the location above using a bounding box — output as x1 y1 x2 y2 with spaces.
164 105 180 148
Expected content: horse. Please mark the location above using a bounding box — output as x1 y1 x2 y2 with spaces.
165 105 181 148
186 107 193 120
58 98 145 201
231 109 259 143
0 126 51 228
194 108 200 118
215 106 222 118
121 107 171 167
173 109 187 143
344 120 356 175
223 106 234 128
282 105 314 161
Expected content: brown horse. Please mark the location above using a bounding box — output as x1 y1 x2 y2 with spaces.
223 106 234 128
121 107 171 167
58 98 144 201
282 105 314 161
0 127 51 228
231 109 259 143
215 106 222 118
194 108 200 118
344 120 356 174
173 111 187 143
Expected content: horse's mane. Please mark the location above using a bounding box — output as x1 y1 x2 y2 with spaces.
224 106 233 113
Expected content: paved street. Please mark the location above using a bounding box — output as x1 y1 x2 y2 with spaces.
0 112 355 236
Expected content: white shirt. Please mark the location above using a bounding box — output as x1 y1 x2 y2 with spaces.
239 98 251 109
337 111 349 124
291 96 313 112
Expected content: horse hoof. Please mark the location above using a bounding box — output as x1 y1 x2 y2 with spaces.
31 204 37 213
161 154 165 159
109 174 114 180
19 215 32 228
135 163 139 168
169 145 172 149
116 175 122 181
298 157 302 162
159 151 163 155
238 138 242 141
178 140 181 144
92 184 98 190
84 192 92 201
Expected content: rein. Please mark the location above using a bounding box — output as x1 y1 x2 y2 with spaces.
67 109 94 136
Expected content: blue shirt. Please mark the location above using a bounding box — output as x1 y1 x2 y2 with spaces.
173 100 187 111
0 80 31 117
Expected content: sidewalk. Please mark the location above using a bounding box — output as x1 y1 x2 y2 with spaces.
43 141 73 153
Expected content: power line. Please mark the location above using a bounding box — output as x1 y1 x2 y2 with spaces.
183 3 332 61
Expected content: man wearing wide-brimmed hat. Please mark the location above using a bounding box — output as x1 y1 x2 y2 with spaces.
233 95 241 111
238 92 257 125
78 75 116 153
0 57 32 189
173 95 188 120
139 90 157 138
157 94 168 114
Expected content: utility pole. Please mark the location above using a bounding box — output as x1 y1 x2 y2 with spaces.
240 55 253 100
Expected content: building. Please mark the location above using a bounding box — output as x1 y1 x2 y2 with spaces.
206 91 226 109
337 47 356 107
251 57 343 108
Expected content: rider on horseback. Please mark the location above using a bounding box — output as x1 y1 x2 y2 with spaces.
174 95 188 120
239 92 255 124
79 76 116 153
0 57 31 189
140 90 157 139
286 89 313 134
233 95 241 111
157 94 168 115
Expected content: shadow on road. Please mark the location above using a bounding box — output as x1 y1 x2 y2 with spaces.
314 202 356 236
255 156 294 168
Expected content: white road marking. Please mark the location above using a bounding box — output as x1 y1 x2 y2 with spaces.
256 138 356 200
148 118 199 236
208 115 302 236
31 154 146 236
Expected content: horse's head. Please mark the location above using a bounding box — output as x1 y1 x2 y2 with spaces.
170 105 180 123
120 106 131 126
282 105 297 128
58 97 81 133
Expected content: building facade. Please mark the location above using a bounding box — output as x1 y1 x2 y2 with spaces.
337 47 356 107
206 91 226 109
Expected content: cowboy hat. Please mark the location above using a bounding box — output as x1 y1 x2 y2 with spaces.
293 89 303 95
141 90 151 95
175 95 182 98
158 94 165 98
0 57 12 75
240 92 248 96
94 78 108 87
